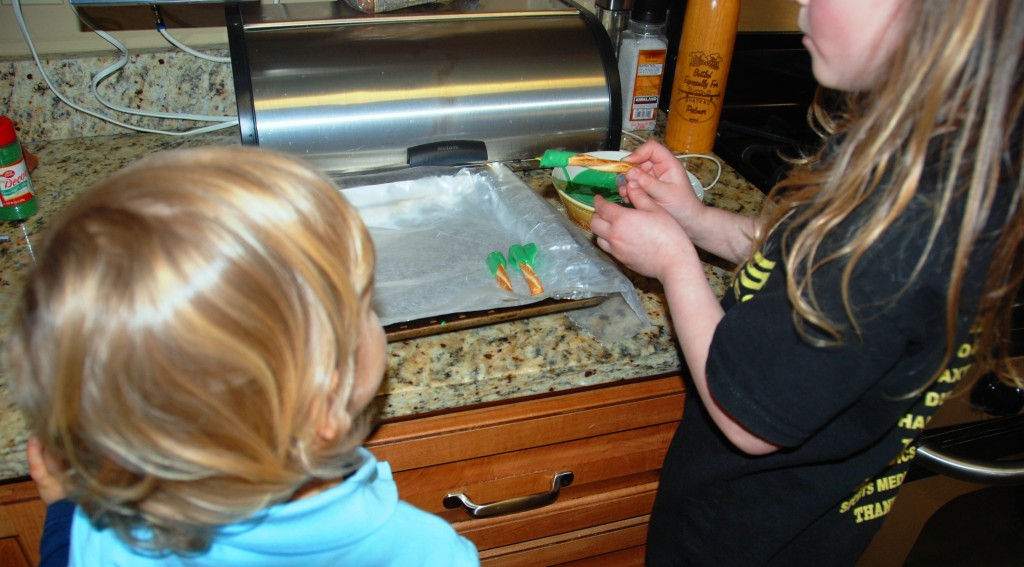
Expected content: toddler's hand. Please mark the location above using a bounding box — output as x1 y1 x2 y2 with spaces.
27 437 67 505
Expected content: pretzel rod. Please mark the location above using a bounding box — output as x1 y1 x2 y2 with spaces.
538 150 635 173
518 263 544 296
508 243 544 296
486 252 514 292
566 154 635 173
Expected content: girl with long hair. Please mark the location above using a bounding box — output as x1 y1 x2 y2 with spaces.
591 0 1023 564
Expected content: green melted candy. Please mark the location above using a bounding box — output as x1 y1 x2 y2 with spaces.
508 243 538 268
485 251 507 276
560 169 626 207
539 150 577 167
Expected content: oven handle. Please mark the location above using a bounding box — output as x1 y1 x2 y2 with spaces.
916 444 1024 485
915 414 1024 486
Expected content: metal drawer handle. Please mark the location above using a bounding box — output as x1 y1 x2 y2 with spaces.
443 471 574 519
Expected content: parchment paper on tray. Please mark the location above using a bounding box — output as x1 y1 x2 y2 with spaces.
337 164 650 334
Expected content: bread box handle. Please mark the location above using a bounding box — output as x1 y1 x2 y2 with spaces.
407 140 488 167
443 471 574 519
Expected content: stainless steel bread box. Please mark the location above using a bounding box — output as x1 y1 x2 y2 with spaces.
226 0 621 174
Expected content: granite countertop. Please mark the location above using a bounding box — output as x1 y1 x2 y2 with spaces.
0 126 764 481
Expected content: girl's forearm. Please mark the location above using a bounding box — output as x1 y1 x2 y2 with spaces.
661 259 779 456
684 206 760 265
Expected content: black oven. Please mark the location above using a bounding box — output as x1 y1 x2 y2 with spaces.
712 32 821 194
877 309 1024 566
859 379 1024 567
694 30 1024 566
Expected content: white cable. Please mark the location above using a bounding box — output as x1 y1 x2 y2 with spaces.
13 0 237 136
78 6 234 123
622 130 649 145
157 26 232 64
621 130 723 190
90 29 234 123
675 153 722 191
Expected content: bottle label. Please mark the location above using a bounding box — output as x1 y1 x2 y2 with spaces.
675 51 727 124
626 48 667 129
1 157 35 207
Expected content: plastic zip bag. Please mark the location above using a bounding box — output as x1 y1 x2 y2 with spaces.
336 164 650 331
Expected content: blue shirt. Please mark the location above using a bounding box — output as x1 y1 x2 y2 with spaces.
66 448 479 566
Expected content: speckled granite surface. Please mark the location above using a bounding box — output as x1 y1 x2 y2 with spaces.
1 47 235 144
0 120 764 481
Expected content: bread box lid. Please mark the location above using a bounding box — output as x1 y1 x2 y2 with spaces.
226 0 621 175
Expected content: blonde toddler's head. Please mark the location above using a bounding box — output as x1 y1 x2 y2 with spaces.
6 147 377 553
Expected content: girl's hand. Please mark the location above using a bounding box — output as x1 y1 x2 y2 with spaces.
27 437 67 505
590 189 699 282
620 141 705 228
623 140 759 265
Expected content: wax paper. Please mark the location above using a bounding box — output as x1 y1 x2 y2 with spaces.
334 164 649 330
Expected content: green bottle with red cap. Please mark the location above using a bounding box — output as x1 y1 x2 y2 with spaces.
0 116 38 221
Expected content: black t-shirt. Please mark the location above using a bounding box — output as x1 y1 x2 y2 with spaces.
646 164 1008 566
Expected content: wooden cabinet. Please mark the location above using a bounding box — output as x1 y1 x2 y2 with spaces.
0 479 45 567
366 374 685 566
0 374 685 566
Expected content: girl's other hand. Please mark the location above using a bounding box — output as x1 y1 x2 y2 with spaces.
590 189 699 282
27 437 68 505
620 141 704 229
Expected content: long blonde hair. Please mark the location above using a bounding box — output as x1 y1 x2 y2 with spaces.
757 0 1023 390
5 147 376 552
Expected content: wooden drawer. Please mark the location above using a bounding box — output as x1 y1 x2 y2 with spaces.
481 514 649 567
366 375 685 562
475 486 654 565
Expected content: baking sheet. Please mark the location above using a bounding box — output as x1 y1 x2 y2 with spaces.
336 164 648 329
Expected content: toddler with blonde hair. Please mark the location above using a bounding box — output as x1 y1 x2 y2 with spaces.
6 146 479 566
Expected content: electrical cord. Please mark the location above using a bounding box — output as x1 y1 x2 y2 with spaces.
152 5 232 64
12 0 238 136
89 28 236 123
157 27 232 64
80 4 233 123
621 130 723 190
75 3 237 129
